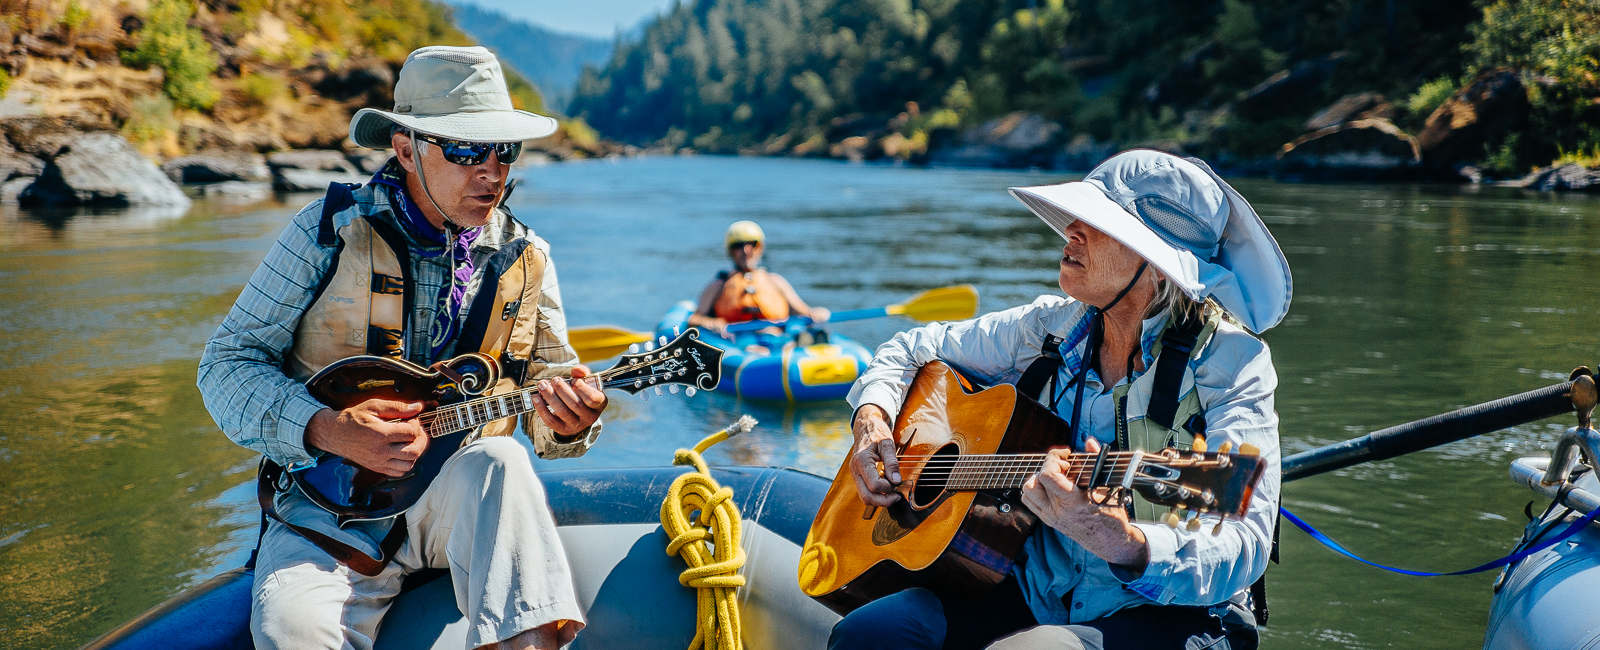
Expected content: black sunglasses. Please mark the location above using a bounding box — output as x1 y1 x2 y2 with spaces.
412 131 522 166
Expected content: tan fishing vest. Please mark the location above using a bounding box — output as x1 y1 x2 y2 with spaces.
287 198 548 439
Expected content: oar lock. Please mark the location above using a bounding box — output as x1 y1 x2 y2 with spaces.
1540 366 1599 488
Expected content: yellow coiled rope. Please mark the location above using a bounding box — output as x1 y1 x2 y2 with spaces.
661 415 758 650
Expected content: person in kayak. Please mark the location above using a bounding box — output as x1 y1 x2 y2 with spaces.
832 150 1289 650
687 220 830 343
198 46 599 650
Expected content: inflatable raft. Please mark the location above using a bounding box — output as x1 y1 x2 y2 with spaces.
80 465 840 650
655 301 871 402
1485 426 1600 650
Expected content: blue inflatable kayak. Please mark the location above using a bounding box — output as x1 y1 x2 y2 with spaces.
655 301 871 402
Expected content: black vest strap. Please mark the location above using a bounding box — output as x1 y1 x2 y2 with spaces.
1016 334 1064 403
316 182 361 246
1145 314 1205 430
456 238 532 381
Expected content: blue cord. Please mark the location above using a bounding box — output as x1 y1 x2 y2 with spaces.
1280 505 1600 576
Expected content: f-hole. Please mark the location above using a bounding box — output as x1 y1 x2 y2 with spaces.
910 442 959 508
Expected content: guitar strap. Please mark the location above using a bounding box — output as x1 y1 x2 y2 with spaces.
255 459 408 577
1016 334 1063 404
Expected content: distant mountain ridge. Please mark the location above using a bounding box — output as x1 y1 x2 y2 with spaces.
446 2 613 114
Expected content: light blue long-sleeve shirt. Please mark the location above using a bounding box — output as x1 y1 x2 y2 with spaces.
847 294 1280 624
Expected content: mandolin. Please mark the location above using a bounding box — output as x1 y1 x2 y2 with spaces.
288 329 724 523
797 360 1266 615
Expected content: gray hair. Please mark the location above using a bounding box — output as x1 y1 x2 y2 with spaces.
1143 278 1205 323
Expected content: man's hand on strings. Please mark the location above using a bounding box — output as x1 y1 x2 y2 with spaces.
306 399 430 477
532 365 608 438
1021 437 1150 571
850 404 903 507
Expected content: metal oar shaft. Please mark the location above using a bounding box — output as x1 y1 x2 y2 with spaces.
1283 377 1590 483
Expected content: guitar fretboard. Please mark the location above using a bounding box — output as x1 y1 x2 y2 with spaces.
416 361 684 437
898 451 1144 491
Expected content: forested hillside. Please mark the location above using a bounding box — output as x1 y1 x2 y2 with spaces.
447 2 611 113
571 0 1600 177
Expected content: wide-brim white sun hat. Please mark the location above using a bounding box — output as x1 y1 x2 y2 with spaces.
349 45 559 149
1009 149 1292 333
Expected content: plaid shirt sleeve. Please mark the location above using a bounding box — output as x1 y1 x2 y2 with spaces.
520 237 602 459
196 200 334 470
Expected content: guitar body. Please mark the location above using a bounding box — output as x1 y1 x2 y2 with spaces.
801 360 1074 614
290 353 499 524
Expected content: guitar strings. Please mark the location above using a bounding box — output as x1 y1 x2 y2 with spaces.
418 364 687 437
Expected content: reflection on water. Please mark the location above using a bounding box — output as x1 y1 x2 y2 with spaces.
1 157 1598 649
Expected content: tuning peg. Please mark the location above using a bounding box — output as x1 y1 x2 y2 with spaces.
1192 436 1207 453
1216 441 1232 454
1162 510 1181 528
644 341 655 352
1238 443 1260 456
686 387 697 397
639 391 649 401
673 326 681 336
669 385 679 394
628 344 639 354
1211 520 1225 536
654 386 664 396
1186 516 1202 533
658 335 668 346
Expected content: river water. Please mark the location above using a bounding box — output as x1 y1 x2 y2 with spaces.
1 156 1597 649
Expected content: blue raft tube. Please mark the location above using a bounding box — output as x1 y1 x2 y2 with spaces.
655 301 871 402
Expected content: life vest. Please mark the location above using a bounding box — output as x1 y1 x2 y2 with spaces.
1019 305 1226 521
712 268 790 323
286 182 548 438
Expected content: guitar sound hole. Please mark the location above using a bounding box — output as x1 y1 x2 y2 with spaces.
910 443 959 508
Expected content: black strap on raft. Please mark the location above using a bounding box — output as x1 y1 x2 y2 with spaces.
256 459 407 577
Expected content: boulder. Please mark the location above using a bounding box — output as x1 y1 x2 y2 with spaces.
161 153 271 183
199 180 274 201
1236 51 1350 120
22 132 191 206
267 149 361 174
1418 69 1530 168
346 149 391 174
0 136 44 181
1275 118 1423 181
927 112 1063 168
1302 93 1395 132
1501 164 1600 192
0 177 34 204
1053 134 1116 171
313 59 396 104
274 167 367 193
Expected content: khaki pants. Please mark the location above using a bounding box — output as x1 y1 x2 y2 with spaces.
251 437 584 649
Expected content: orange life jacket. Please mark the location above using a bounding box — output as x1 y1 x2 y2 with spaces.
713 268 790 323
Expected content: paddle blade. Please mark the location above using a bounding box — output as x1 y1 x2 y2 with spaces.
567 326 652 363
888 284 978 322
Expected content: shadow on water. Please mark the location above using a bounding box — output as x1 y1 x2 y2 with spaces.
1 157 1599 649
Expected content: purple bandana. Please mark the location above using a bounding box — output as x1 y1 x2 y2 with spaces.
370 158 483 358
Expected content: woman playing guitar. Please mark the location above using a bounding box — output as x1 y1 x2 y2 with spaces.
831 150 1292 650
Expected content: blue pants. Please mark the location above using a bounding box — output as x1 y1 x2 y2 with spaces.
826 577 1257 650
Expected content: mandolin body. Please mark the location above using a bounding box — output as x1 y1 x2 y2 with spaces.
800 361 1075 615
290 353 500 524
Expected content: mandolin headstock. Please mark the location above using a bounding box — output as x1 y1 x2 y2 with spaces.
601 328 724 395
1129 448 1266 519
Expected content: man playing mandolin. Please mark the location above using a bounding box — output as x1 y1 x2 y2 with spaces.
198 46 602 650
832 150 1289 649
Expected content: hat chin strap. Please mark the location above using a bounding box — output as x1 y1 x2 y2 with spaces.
410 129 505 231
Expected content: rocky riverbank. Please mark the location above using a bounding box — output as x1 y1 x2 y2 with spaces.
701 68 1593 192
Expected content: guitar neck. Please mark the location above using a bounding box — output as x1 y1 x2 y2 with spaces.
901 451 1144 492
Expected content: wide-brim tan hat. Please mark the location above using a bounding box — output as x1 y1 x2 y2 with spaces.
349 45 559 148
1009 149 1292 333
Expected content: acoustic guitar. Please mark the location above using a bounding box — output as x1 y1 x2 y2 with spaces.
798 360 1266 615
287 329 724 523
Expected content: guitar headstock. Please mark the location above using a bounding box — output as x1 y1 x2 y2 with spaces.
600 328 724 395
1129 448 1267 519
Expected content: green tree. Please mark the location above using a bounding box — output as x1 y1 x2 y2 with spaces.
123 0 220 110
